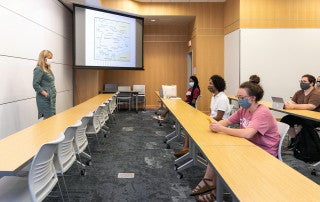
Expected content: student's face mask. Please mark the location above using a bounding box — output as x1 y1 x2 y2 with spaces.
189 82 194 88
300 82 310 90
238 98 251 109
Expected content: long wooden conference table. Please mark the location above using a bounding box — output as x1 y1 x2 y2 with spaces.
0 94 113 176
157 92 320 201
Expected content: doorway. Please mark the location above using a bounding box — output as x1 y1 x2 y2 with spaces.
187 51 193 85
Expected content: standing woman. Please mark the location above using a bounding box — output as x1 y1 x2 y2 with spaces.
33 50 56 119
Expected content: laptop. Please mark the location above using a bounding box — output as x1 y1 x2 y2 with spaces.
271 96 285 109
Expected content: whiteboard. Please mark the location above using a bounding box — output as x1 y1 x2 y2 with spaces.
225 28 320 103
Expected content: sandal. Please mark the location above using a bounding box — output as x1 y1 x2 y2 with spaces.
190 178 216 196
195 191 216 202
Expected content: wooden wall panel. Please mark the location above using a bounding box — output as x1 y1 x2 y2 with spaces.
103 41 188 108
240 0 320 28
193 35 224 112
74 69 100 104
224 0 240 34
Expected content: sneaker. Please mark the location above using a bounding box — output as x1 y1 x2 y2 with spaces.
152 115 164 121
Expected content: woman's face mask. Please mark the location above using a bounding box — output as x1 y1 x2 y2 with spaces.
189 82 194 88
238 97 252 109
45 58 53 66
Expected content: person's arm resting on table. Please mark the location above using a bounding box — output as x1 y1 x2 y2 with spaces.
209 119 257 139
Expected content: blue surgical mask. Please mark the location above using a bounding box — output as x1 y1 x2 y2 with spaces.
189 82 194 88
316 81 320 87
300 82 310 90
238 98 251 109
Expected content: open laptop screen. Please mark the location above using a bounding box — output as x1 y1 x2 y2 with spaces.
271 96 285 109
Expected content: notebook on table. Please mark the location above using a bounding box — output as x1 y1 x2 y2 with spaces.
271 96 285 109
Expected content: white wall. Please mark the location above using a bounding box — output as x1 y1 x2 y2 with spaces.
224 29 240 96
0 0 73 138
225 28 320 102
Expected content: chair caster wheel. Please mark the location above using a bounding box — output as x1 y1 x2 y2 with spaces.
174 164 178 171
163 139 167 144
80 169 86 176
86 160 92 166
166 144 170 149
311 169 317 176
177 172 183 179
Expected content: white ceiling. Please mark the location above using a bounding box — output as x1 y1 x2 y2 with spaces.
59 0 222 25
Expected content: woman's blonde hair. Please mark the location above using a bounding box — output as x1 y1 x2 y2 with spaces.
37 50 53 73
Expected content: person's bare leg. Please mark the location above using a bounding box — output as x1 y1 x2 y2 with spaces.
191 165 216 195
160 109 169 119
182 135 189 150
202 165 216 185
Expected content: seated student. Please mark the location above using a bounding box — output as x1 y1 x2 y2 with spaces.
280 74 320 149
154 76 200 120
174 75 231 157
191 78 280 202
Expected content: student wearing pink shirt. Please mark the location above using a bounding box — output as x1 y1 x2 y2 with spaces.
192 77 280 202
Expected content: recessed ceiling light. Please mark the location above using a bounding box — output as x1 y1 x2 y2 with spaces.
150 19 156 22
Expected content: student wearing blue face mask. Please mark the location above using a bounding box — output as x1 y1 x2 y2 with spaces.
280 74 320 149
192 77 279 201
33 50 56 120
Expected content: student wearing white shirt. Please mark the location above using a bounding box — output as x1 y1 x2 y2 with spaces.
174 75 231 157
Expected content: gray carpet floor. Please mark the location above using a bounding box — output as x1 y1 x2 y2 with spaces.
45 109 320 202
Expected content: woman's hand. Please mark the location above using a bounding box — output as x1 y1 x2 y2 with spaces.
41 90 48 97
209 122 223 133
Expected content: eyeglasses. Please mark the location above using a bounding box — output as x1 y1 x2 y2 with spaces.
236 95 249 100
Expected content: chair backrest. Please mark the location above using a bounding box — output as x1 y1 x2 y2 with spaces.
118 86 131 92
195 95 201 109
54 121 82 174
132 85 145 94
162 85 177 98
277 121 290 161
104 84 118 93
85 109 102 136
98 104 109 125
28 133 65 202
74 113 92 154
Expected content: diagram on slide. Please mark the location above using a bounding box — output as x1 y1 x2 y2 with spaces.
94 17 131 62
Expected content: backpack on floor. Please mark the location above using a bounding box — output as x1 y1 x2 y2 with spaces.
293 127 320 163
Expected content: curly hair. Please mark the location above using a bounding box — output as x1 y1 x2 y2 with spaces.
210 75 226 92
